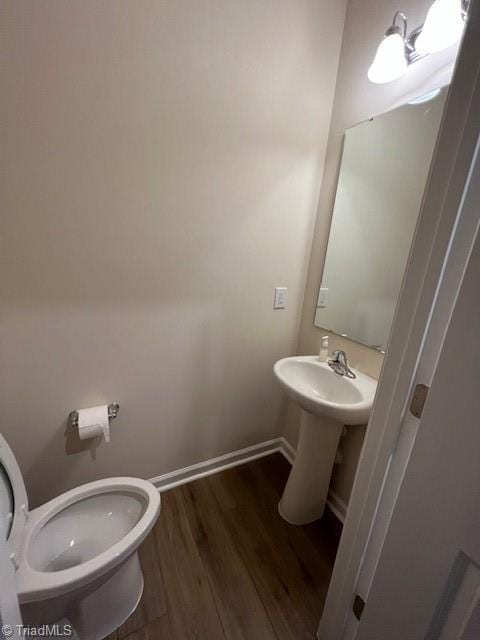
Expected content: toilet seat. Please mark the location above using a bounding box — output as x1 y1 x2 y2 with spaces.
0 435 161 606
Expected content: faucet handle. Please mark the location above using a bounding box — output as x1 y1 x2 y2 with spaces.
329 349 347 362
328 350 356 378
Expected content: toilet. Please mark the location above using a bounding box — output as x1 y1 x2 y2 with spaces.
0 434 161 639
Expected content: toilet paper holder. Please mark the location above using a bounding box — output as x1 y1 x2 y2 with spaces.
69 403 120 428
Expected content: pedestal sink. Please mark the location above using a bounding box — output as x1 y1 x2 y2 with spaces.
274 356 377 524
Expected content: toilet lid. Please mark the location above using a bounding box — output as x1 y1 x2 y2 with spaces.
0 435 29 558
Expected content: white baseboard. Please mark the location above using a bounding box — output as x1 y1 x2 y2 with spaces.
325 489 347 523
149 435 348 523
280 437 296 465
150 437 285 492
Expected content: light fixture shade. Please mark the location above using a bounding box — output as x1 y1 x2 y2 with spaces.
407 88 442 104
368 32 408 84
415 0 465 54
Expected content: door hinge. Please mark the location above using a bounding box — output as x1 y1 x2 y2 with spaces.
410 383 430 419
353 594 366 621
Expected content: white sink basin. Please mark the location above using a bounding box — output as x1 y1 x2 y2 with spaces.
273 355 377 525
274 356 376 425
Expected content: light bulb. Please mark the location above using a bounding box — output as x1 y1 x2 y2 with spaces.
415 0 465 54
368 32 408 84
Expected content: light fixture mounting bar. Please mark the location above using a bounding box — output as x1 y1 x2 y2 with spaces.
406 26 427 63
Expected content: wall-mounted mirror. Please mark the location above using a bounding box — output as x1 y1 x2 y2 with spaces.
314 88 447 351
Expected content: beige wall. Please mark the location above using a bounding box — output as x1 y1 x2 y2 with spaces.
288 0 458 506
0 0 347 507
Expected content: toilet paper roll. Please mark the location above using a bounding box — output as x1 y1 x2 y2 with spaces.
77 405 110 443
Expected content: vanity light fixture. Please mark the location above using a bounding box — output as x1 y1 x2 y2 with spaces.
368 0 469 84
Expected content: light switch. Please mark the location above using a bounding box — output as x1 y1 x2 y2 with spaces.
318 287 328 308
274 287 288 309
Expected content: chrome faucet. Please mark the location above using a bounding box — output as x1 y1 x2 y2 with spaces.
328 350 356 379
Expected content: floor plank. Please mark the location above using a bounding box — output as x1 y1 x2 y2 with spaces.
105 453 341 640
121 615 172 640
153 488 226 640
180 479 278 640
209 461 335 633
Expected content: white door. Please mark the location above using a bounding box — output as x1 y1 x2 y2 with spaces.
354 193 480 639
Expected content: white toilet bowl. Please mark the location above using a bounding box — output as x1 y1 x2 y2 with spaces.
0 434 161 639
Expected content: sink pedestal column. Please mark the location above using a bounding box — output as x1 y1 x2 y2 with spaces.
279 410 343 525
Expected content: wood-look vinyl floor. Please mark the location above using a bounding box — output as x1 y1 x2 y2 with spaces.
106 453 341 640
